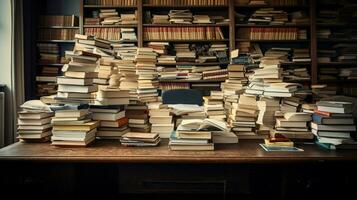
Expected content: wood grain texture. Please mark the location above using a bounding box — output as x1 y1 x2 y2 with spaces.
1 140 357 163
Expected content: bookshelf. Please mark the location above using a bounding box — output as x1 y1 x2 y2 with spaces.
23 0 357 99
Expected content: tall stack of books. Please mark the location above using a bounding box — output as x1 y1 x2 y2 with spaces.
56 51 99 104
256 97 280 128
121 28 137 41
149 107 174 139
118 60 138 102
136 48 159 103
204 91 226 121
313 101 357 150
126 104 151 133
17 101 54 142
113 44 137 61
274 112 313 140
51 104 99 147
231 95 264 139
91 105 129 139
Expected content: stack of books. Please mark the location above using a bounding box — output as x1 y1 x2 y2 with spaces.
221 64 246 106
313 101 357 149
193 15 212 24
169 10 193 24
149 107 174 139
17 100 54 142
118 60 138 102
292 48 311 63
147 42 170 55
231 95 264 139
202 69 228 80
121 28 137 41
37 43 60 64
280 96 303 113
99 9 120 25
247 8 288 25
136 47 159 103
57 51 99 103
311 84 337 101
152 14 170 24
91 105 129 139
257 97 281 127
96 87 130 106
51 104 99 146
274 112 313 140
113 44 138 61
263 82 301 98
260 134 296 150
204 91 225 121
120 132 160 147
120 12 138 25
126 104 150 133
94 58 119 87
283 67 310 82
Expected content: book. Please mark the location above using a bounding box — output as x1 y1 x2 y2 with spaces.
311 122 357 132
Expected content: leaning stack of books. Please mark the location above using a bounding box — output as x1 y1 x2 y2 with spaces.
17 100 54 142
136 47 159 103
149 107 174 139
56 50 100 104
91 105 129 139
274 112 313 140
94 58 119 88
126 104 151 133
113 44 137 61
120 132 160 147
312 101 357 150
99 9 120 25
169 10 193 24
204 91 226 121
51 104 99 147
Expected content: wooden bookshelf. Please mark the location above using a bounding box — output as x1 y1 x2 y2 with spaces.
24 0 357 100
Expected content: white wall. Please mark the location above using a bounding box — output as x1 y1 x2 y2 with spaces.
0 0 14 146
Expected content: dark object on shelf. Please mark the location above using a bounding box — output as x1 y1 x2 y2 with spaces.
162 89 203 106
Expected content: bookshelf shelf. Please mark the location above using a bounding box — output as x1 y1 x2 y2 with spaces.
317 39 357 43
234 5 309 9
157 62 229 66
235 24 310 27
142 4 229 8
37 40 76 43
318 62 357 66
235 39 310 42
83 5 137 8
144 39 230 42
159 79 226 83
38 26 80 29
36 63 64 67
143 23 229 27
83 24 138 28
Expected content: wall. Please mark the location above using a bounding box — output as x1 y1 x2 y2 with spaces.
0 0 14 147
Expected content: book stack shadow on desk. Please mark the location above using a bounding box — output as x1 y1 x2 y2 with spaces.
120 132 160 147
312 101 357 150
17 100 54 143
169 118 230 150
274 112 313 141
51 104 99 147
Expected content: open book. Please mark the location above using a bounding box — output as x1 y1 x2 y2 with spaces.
177 119 228 132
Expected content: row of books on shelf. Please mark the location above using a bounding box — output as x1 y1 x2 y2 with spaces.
84 28 137 41
317 5 357 24
85 0 137 6
143 27 225 40
38 29 79 41
144 0 228 6
238 27 307 40
85 10 137 25
317 29 357 40
39 15 79 27
319 67 357 81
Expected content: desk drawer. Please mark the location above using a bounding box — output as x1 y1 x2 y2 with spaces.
118 164 250 196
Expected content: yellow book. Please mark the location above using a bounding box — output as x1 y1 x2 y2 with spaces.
53 121 99 131
264 139 294 147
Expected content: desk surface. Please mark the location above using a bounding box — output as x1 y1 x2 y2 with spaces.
0 140 357 163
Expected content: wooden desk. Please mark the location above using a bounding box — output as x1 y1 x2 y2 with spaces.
1 140 357 200
0 140 357 163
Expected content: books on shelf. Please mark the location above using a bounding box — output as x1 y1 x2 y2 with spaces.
237 28 306 40
38 29 79 41
273 112 313 140
39 15 79 27
85 0 137 6
143 27 225 40
145 0 228 6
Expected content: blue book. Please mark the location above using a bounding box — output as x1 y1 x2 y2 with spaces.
259 144 304 152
